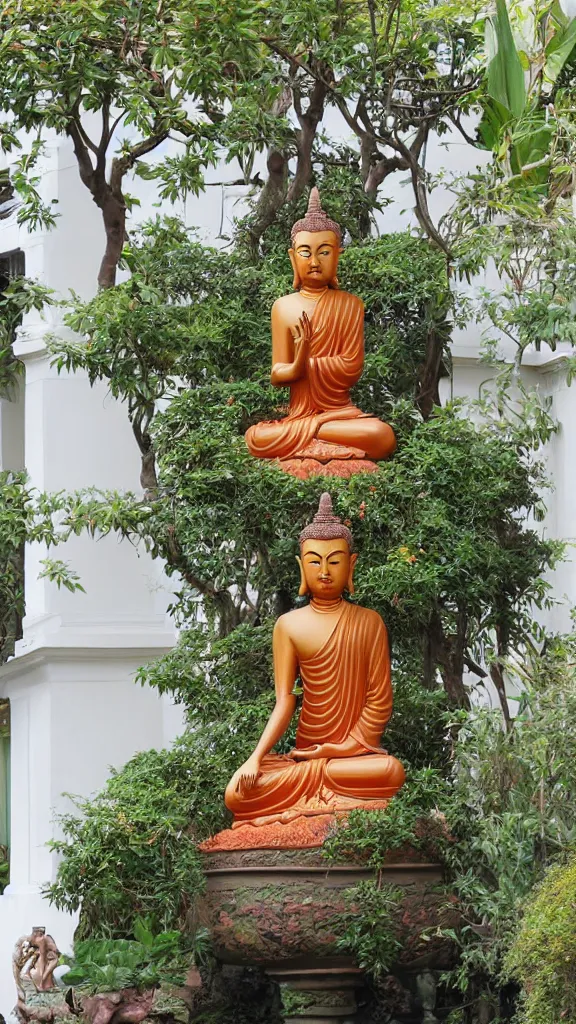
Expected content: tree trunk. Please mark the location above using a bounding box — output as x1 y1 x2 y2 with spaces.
489 624 512 729
139 449 158 495
131 407 158 497
286 123 314 205
247 86 292 252
476 996 495 1023
440 663 470 709
416 325 446 420
247 148 289 252
98 192 127 290
427 608 470 709
287 78 328 206
363 152 407 200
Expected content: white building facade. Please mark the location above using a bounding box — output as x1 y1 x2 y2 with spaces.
0 125 573 1018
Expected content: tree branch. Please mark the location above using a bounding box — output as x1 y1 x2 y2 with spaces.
112 127 171 186
66 117 95 192
449 113 479 148
364 152 407 198
99 99 111 151
464 655 488 679
392 127 452 256
384 0 402 45
164 526 218 600
75 120 100 157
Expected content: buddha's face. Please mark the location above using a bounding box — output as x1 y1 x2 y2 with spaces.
298 537 357 599
289 230 342 290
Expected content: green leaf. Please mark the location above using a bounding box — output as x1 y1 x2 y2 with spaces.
544 16 576 85
487 0 526 119
477 97 513 150
133 917 155 949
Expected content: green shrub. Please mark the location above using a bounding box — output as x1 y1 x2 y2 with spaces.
45 740 208 939
506 856 576 1024
322 766 451 867
63 917 203 995
334 881 403 979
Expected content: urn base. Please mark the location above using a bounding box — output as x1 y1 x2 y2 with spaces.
272 963 361 1023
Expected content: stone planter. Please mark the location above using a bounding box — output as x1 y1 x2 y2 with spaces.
195 846 454 1023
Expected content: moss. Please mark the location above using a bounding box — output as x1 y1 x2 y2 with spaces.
280 988 316 1014
506 856 576 1024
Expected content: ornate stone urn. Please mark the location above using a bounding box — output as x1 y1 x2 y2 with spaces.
195 836 453 1024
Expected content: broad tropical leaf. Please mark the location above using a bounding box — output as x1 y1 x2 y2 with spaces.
487 0 526 118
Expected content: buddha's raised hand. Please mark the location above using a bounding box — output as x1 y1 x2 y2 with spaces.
290 311 312 375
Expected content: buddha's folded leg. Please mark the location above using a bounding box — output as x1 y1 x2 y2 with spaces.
245 420 285 452
317 418 396 460
324 754 405 799
226 753 405 825
245 417 318 459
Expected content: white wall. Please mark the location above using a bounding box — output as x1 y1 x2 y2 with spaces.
538 360 576 633
0 134 183 1020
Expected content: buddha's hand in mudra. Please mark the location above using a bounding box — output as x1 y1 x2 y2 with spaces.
229 754 262 795
290 738 365 760
291 312 312 377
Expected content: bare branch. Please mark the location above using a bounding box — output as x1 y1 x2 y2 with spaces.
384 0 402 45
164 526 217 599
367 0 377 44
66 118 95 192
109 111 127 146
99 99 111 151
68 100 100 157
292 85 303 120
450 113 479 148
464 656 488 679
489 660 512 729
287 74 328 203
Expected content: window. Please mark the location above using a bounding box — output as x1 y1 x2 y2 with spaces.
0 249 25 292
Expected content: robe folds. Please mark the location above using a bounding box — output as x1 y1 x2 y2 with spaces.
245 288 369 459
228 602 406 826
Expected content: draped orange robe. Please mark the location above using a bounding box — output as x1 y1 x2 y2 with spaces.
227 603 405 826
245 289 369 459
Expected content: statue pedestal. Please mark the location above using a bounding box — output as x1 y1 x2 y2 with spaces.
277 457 378 480
195 829 452 1024
272 964 360 1023
274 435 380 480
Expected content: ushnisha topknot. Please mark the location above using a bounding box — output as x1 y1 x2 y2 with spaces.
299 492 353 550
290 187 342 245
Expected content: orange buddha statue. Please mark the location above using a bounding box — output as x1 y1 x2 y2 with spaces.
245 188 397 478
224 493 405 827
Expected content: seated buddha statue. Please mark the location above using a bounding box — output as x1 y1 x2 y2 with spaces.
225 493 405 826
245 188 396 473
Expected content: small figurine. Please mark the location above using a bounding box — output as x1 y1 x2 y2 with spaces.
13 928 69 1023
